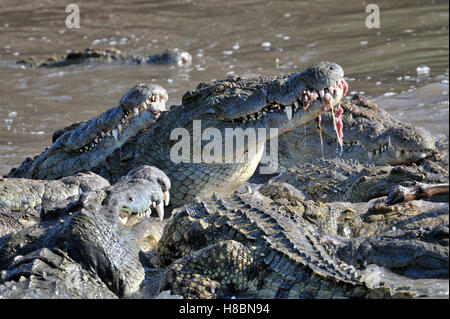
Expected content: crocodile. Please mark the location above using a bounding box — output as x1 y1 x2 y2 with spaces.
16 47 192 69
261 158 449 204
157 189 448 299
0 165 171 298
9 61 348 210
276 94 438 168
8 83 169 180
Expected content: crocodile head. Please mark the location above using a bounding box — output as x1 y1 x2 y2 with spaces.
9 84 168 180
180 61 346 131
138 61 348 204
278 94 437 167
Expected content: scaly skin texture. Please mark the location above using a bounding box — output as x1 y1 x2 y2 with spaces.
16 47 192 68
0 172 110 237
9 62 348 207
8 83 168 180
264 158 449 204
277 94 437 168
157 189 448 299
0 165 170 298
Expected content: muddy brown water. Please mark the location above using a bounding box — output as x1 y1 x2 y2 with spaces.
0 0 448 175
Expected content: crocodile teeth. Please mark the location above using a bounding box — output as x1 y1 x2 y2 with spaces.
319 89 325 98
328 86 334 95
145 208 151 218
356 140 361 146
112 129 119 140
155 202 164 221
134 107 139 116
118 215 128 225
293 101 299 109
395 150 401 158
285 105 293 121
117 124 122 132
367 151 374 161
163 191 170 206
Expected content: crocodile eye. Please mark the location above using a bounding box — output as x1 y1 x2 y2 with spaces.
216 84 225 93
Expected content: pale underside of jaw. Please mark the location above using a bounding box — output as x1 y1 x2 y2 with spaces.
74 94 167 153
229 78 348 124
118 190 170 225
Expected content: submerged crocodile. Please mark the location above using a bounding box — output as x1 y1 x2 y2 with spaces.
17 47 192 69
276 94 438 168
9 61 348 210
157 177 448 299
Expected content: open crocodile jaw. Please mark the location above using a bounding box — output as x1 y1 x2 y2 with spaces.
226 77 348 139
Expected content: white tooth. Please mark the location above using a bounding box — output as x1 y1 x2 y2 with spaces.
285 105 293 121
356 140 361 146
293 101 299 109
375 149 379 155
395 150 401 158
117 124 122 132
112 129 119 140
118 215 128 225
95 138 99 143
263 111 267 115
163 191 170 206
145 208 151 218
388 137 393 148
405 150 410 157
155 202 164 221
106 131 112 136
420 153 427 158
140 102 147 109
329 86 334 95
101 132 106 137
134 107 139 116
152 201 156 208
319 89 325 98
368 151 374 161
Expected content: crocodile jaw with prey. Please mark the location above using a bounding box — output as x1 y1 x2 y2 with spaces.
278 95 436 168
99 61 348 206
9 62 347 208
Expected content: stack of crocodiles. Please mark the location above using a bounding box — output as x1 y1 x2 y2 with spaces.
0 60 448 299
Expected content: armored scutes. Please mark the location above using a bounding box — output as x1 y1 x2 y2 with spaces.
10 62 348 207
17 47 192 69
157 189 448 299
0 165 170 298
263 158 449 204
